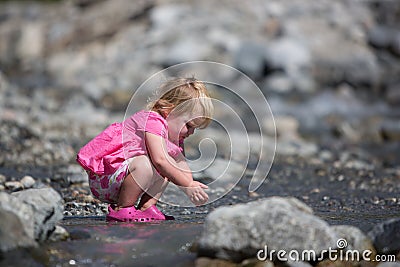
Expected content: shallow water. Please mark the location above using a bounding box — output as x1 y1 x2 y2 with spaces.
42 209 399 267
317 210 400 232
1 148 399 266
49 217 203 267
1 194 399 266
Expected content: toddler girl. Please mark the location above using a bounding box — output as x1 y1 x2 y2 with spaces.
77 77 213 222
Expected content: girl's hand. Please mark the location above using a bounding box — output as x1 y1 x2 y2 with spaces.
183 181 209 206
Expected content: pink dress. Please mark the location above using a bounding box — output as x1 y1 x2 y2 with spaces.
76 110 183 203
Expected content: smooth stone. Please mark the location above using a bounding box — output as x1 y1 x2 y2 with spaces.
12 188 64 242
381 120 400 141
5 181 23 192
195 257 238 267
262 73 293 93
0 174 6 184
276 138 318 157
368 218 400 255
264 37 312 76
69 229 91 240
20 175 36 189
368 26 393 49
390 31 400 56
197 197 338 262
385 83 400 106
332 225 376 259
0 192 37 253
48 226 70 242
234 41 267 80
376 262 400 267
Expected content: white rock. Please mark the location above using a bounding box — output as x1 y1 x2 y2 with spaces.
12 188 64 241
0 192 37 253
0 174 6 184
21 176 36 189
198 197 338 262
49 225 69 242
17 22 45 61
377 263 400 267
5 181 23 192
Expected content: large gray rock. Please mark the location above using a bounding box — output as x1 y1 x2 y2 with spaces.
279 2 379 88
381 120 400 141
377 262 400 267
368 218 400 255
16 22 45 67
312 41 379 87
276 138 318 157
0 192 37 253
12 187 64 241
368 26 394 49
391 31 400 56
159 37 213 67
197 197 338 262
264 37 312 79
332 225 376 258
203 158 245 183
234 41 267 80
1 0 379 102
385 83 400 106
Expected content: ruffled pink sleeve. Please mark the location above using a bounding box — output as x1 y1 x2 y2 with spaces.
144 112 168 138
144 112 183 158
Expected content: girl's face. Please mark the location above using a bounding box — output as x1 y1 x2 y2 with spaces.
166 113 197 144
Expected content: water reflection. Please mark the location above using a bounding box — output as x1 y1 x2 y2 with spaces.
45 218 203 266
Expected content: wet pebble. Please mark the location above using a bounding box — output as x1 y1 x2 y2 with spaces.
63 201 108 216
181 209 191 215
376 262 400 267
20 175 35 189
195 257 237 267
69 230 91 240
381 120 400 141
342 159 374 171
0 174 6 184
248 191 259 198
5 181 23 192
385 83 400 106
49 226 70 242
368 218 400 255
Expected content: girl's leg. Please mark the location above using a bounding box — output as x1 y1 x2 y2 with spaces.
117 155 155 208
136 157 190 210
137 176 169 211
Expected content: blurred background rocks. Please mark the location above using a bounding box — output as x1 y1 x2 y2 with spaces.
0 1 399 263
0 0 399 186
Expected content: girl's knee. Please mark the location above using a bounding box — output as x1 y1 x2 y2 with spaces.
128 155 154 178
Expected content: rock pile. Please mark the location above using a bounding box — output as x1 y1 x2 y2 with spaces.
196 197 399 266
0 188 67 255
0 0 399 264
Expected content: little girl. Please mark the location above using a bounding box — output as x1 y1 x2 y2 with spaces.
77 77 213 222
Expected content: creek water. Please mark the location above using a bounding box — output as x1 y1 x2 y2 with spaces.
42 209 398 267
47 217 203 267
1 192 399 267
1 150 399 266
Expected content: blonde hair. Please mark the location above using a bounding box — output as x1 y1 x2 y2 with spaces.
147 77 213 129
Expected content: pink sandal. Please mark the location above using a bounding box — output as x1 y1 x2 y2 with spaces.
139 205 175 221
106 205 174 222
106 205 145 222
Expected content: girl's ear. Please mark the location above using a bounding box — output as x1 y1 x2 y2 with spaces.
161 108 171 118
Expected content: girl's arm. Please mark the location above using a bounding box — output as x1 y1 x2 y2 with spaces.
145 132 194 187
145 132 208 205
179 139 185 156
